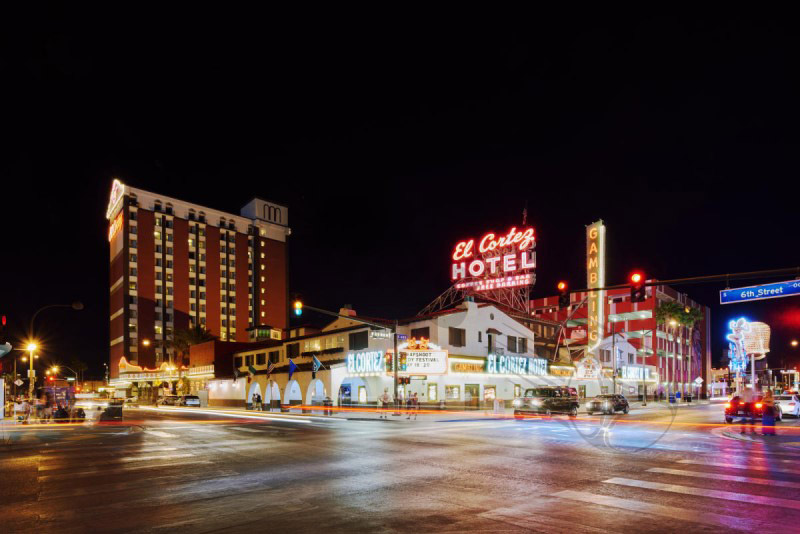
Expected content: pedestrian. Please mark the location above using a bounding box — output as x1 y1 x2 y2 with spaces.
762 390 776 436
740 387 756 435
406 392 413 419
407 392 419 420
379 388 391 419
256 393 263 410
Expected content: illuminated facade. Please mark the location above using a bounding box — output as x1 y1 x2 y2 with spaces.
106 179 290 378
531 283 711 398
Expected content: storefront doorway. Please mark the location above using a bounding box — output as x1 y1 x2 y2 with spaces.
465 384 479 409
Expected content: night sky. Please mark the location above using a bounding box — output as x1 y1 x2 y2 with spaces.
3 10 799 377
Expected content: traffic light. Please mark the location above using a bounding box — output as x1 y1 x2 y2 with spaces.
557 281 569 309
293 299 303 317
630 272 646 302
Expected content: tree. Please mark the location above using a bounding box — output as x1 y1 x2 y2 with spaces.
172 325 216 365
655 301 685 396
681 306 704 396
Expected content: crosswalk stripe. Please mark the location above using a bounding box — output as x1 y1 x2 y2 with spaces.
479 508 612 533
604 477 800 511
39 447 179 461
144 430 178 438
38 453 196 472
647 467 800 490
553 489 776 531
678 459 800 475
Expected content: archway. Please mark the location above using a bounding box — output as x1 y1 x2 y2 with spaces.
264 380 282 410
338 377 368 406
283 380 302 406
305 379 326 405
247 381 263 408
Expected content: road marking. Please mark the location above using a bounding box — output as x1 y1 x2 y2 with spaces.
678 459 800 475
647 467 800 489
145 430 178 438
480 507 612 533
604 477 800 511
230 426 268 433
553 489 776 531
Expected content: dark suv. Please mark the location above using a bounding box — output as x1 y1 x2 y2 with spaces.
586 394 629 415
724 395 783 424
513 386 580 418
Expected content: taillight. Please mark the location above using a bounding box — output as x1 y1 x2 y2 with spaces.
755 403 763 409
724 403 731 409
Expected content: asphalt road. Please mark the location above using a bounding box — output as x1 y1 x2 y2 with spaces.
2 403 800 533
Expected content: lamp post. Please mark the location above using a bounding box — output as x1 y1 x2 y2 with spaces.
637 330 653 406
27 301 83 398
26 343 37 398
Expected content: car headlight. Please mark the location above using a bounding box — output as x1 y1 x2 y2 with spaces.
512 399 522 407
531 399 543 406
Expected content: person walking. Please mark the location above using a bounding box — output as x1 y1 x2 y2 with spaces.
407 392 419 420
405 392 413 419
379 389 391 419
740 387 756 435
762 390 776 436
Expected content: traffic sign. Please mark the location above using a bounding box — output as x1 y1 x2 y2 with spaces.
14 379 23 387
720 279 800 305
694 377 703 385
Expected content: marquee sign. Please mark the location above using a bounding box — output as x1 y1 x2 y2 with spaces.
451 227 536 291
400 350 448 375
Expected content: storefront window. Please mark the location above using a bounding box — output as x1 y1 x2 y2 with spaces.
358 386 367 404
484 386 496 401
428 383 437 401
446 385 460 400
514 384 521 398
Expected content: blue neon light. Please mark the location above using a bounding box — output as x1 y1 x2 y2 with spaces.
720 279 800 305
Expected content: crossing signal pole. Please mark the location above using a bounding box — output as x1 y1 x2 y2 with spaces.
630 272 646 302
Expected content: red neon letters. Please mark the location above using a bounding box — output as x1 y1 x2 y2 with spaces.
451 227 536 285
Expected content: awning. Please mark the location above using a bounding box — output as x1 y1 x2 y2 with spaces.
486 327 503 335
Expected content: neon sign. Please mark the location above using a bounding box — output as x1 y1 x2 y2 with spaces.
451 227 536 291
586 220 606 355
108 212 123 242
726 318 749 373
346 351 386 374
486 354 547 376
106 179 126 220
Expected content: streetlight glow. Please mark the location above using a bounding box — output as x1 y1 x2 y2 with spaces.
26 342 37 352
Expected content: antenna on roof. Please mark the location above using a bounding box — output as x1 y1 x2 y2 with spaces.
522 200 528 226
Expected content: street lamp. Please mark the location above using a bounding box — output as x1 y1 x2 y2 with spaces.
791 340 798 348
27 302 84 398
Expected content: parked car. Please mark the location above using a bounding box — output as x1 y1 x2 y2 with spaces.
123 398 139 408
724 394 783 424
178 395 201 407
513 386 579 418
157 395 180 406
586 394 629 415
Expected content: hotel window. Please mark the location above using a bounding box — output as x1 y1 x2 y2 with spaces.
167 287 173 296
156 299 163 307
256 353 266 365
245 355 253 366
200 292 206 299
222 319 227 327
449 327 466 347
411 327 429 339
155 218 162 227
154 231 161 239
349 331 369 351
234 356 243 368
130 267 137 276
519 338 527 353
156 244 163 253
260 276 265 282
188 238 194 247
156 258 162 267
507 336 518 353
130 239 137 248
189 265 196 273
260 252 265 259
446 385 460 400
166 273 173 282
478 331 482 342
201 304 206 312
166 260 173 268
156 285 162 294
428 384 437 401
287 343 300 358
129 282 137 290
129 210 137 220
269 351 280 364
130 254 137 263
231 320 236 328
167 233 173 242
129 226 137 234
129 296 137 305
166 247 173 255
191 303 196 312
155 325 163 334
230 259 236 268
156 272 162 281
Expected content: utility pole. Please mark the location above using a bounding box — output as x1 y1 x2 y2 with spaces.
393 320 399 402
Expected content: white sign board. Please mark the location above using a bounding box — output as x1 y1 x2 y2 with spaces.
401 350 448 375
14 379 23 387
694 377 704 385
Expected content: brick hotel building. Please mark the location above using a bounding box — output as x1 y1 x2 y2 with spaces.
106 180 290 378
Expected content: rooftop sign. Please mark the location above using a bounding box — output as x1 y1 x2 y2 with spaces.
106 179 126 220
451 227 536 291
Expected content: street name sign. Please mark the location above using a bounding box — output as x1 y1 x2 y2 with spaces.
720 279 800 305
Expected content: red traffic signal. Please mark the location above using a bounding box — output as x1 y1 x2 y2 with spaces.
630 271 646 302
557 281 569 309
1 315 6 326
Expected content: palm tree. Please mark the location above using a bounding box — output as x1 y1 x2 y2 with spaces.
171 325 215 366
681 306 704 397
655 300 685 396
